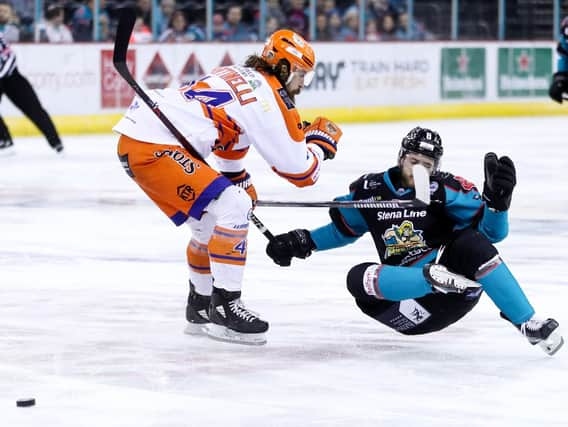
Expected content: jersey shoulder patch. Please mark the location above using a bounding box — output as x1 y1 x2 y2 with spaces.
349 173 384 193
438 171 479 193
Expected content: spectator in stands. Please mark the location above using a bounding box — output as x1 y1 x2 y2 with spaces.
379 12 398 41
130 9 152 43
265 15 279 38
315 12 332 41
35 3 73 42
71 0 110 41
337 8 359 41
396 10 432 41
159 9 205 42
266 0 286 29
136 0 152 29
0 0 19 42
212 12 224 40
285 0 307 38
222 4 256 41
318 0 338 16
155 0 175 36
327 9 342 40
365 17 380 41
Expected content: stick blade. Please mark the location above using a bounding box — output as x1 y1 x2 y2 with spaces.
113 6 137 67
412 164 431 205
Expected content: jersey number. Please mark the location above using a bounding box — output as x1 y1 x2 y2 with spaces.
182 87 235 108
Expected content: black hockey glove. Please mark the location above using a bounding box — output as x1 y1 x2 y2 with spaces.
482 152 516 212
266 229 316 267
548 71 568 103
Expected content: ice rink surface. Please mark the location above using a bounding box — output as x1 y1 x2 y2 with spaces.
1 117 567 426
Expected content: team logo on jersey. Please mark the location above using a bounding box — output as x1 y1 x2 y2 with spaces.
176 184 195 201
155 149 198 175
277 88 295 109
399 300 431 325
382 220 427 258
429 181 438 193
453 175 477 192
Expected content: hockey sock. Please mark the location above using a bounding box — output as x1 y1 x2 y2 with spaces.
376 265 432 301
476 256 534 324
187 238 212 295
208 225 248 292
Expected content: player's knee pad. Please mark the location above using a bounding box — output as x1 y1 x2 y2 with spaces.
441 228 498 279
207 185 251 228
346 262 380 301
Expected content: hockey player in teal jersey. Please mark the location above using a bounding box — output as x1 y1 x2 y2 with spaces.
549 16 568 103
266 126 564 356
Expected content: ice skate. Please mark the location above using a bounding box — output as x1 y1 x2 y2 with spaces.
183 282 210 335
423 263 481 294
519 317 563 355
204 287 269 345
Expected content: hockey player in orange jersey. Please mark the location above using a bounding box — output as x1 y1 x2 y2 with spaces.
113 30 343 345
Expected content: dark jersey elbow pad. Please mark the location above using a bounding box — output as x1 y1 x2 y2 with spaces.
329 207 360 238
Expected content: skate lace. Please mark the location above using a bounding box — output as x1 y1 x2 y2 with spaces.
520 319 542 336
229 299 257 322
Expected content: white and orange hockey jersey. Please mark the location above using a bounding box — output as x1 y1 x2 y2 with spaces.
113 65 325 187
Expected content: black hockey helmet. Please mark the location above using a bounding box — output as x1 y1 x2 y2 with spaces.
398 126 443 171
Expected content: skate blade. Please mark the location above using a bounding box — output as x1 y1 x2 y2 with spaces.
538 332 564 356
183 322 208 335
203 323 267 346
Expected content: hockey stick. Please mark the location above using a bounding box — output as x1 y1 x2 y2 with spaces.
256 199 427 209
112 6 275 241
258 165 431 209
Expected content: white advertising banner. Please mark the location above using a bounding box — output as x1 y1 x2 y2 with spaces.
4 41 556 119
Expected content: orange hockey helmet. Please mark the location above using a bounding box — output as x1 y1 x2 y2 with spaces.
261 29 315 85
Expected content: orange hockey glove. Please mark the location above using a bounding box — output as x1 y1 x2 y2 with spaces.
304 117 343 160
222 170 258 205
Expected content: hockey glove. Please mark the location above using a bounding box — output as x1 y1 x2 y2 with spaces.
222 170 258 205
266 229 316 267
304 117 343 160
549 71 568 103
482 152 516 212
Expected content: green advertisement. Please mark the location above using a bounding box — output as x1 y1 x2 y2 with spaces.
498 48 552 97
440 48 485 99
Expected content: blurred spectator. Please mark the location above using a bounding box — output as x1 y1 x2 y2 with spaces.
159 9 204 42
365 17 380 41
71 0 110 41
0 0 19 42
35 3 73 42
130 10 152 43
222 4 256 41
367 0 393 22
396 11 432 40
265 15 279 38
379 12 398 40
212 12 224 40
266 0 285 28
136 0 152 28
318 0 338 16
315 12 331 41
285 0 307 38
155 0 175 36
327 9 342 40
337 8 358 41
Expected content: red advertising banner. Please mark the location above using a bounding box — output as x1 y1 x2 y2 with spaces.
100 49 136 108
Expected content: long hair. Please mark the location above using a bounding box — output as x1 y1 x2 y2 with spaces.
244 54 290 86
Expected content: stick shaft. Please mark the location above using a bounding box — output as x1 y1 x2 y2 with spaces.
256 199 427 209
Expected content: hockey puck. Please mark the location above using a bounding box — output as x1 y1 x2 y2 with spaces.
16 398 35 407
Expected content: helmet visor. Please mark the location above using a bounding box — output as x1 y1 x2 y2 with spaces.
291 67 315 86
